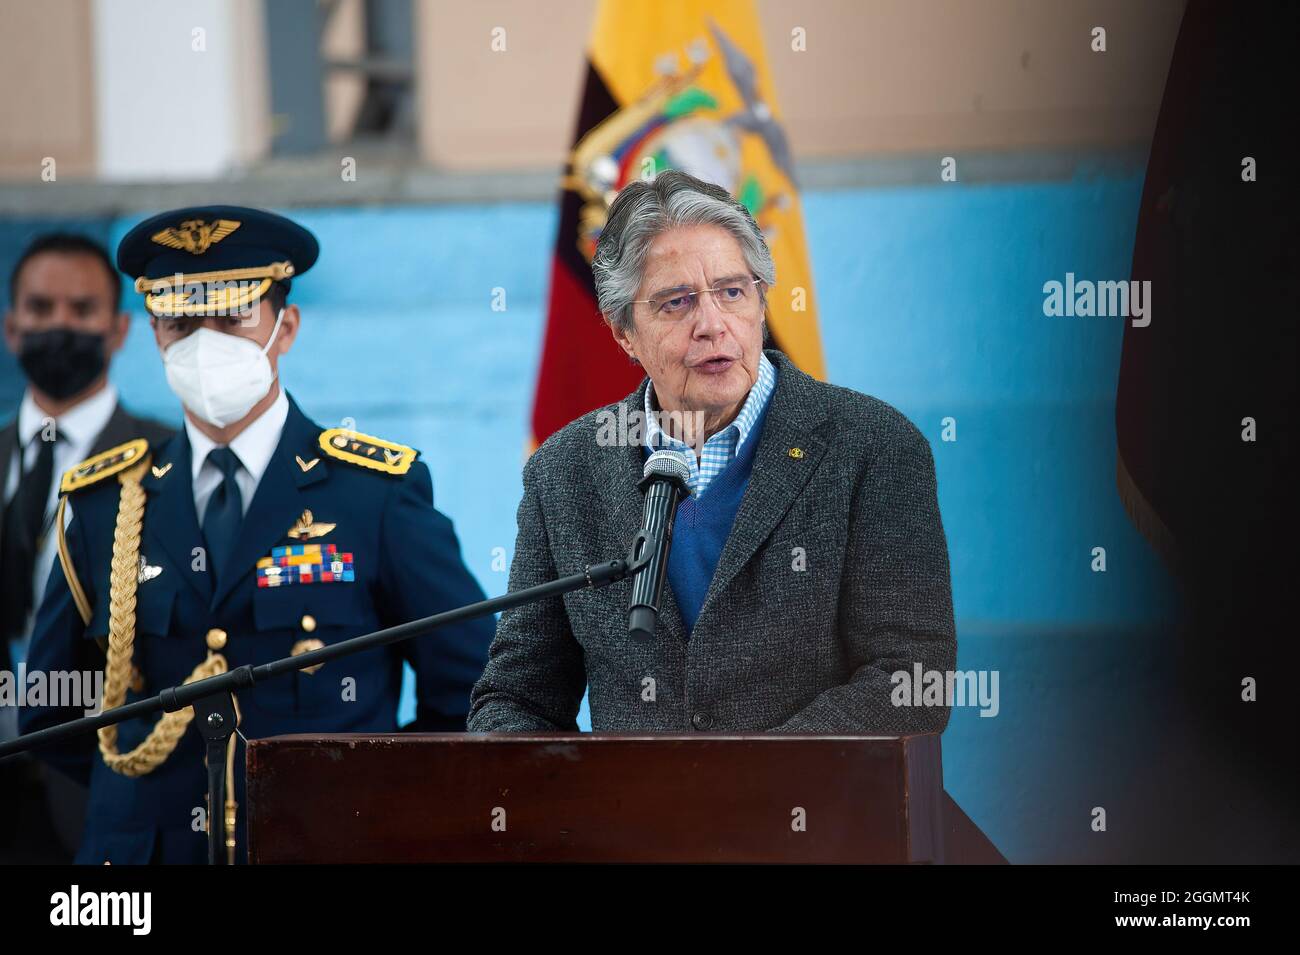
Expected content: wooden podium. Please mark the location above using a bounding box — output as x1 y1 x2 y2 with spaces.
246 733 1004 863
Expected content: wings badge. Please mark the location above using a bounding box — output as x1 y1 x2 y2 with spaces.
150 218 241 255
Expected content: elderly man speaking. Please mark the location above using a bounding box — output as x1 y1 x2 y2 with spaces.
469 170 956 734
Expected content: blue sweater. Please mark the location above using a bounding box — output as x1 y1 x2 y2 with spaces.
661 394 773 636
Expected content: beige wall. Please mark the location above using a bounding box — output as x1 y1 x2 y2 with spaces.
760 0 1184 155
0 0 1186 181
0 0 98 180
415 0 597 169
416 0 1185 170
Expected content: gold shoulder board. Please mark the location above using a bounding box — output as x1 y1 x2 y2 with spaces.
60 439 150 494
318 428 417 476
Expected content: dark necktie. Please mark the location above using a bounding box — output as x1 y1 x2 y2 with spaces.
201 447 244 584
1 432 57 640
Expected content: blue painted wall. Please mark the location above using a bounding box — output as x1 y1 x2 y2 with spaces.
0 172 1179 861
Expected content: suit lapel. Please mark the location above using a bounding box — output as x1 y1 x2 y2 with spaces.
0 418 15 485
210 397 327 610
140 432 210 602
593 379 689 645
696 351 829 621
0 418 16 543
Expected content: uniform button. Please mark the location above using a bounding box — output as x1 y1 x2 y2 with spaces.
692 712 713 730
300 614 317 632
291 638 326 674
205 628 228 650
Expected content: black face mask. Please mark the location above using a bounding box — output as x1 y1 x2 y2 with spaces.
17 329 108 400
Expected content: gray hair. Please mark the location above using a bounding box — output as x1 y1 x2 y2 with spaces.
591 170 775 332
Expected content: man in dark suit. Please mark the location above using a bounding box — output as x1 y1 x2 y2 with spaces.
1 233 173 863
18 206 494 863
470 172 956 735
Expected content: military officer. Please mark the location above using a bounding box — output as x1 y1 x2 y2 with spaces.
19 206 494 864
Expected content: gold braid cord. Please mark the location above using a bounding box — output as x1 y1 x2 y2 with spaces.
97 463 231 777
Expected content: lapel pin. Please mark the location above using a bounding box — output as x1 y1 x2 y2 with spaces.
788 447 805 459
151 463 173 479
137 555 162 584
288 509 336 541
295 455 320 472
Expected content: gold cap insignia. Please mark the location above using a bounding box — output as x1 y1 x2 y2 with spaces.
151 218 241 255
288 509 336 541
139 261 294 317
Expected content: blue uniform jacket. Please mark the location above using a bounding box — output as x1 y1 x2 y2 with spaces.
19 393 494 863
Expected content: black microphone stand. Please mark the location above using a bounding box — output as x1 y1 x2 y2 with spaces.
627 466 689 643
0 545 651 865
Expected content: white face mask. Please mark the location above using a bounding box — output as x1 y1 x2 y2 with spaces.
162 309 284 428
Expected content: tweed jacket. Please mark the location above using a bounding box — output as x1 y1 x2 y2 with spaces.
468 349 957 734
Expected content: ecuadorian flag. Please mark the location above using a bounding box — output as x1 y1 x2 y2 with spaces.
530 0 826 448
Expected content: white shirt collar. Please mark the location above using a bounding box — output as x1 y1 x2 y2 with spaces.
17 383 118 448
186 387 289 486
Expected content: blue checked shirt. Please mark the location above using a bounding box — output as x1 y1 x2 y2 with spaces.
644 351 777 496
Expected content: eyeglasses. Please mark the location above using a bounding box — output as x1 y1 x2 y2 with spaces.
631 277 765 320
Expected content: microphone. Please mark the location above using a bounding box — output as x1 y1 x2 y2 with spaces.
627 449 692 643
